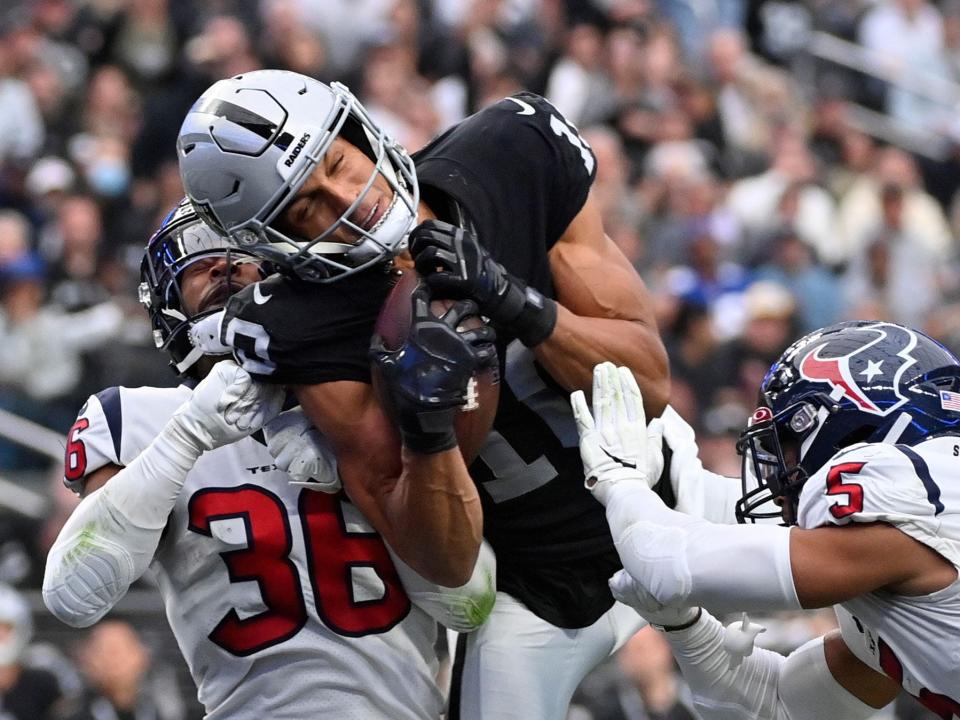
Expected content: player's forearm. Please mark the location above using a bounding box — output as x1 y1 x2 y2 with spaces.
602 482 800 614
535 307 670 415
335 437 483 586
43 418 200 627
388 447 484 587
662 612 878 720
660 406 742 524
391 539 496 632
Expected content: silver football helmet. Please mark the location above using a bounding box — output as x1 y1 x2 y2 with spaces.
177 70 419 282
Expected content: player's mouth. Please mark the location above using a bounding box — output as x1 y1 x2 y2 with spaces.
353 194 395 234
352 200 381 233
198 281 246 313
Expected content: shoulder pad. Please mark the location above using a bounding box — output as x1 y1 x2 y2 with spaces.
63 385 190 493
797 442 941 530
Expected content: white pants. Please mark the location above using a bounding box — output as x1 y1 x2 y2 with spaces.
449 591 645 719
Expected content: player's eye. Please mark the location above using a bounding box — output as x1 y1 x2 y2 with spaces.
294 198 312 227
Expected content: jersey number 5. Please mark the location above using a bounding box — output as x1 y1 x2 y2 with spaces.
825 462 866 519
189 486 410 656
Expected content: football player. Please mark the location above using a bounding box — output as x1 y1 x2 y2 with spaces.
43 202 496 719
573 321 960 720
174 69 671 719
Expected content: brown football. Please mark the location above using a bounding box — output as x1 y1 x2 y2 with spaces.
372 269 499 464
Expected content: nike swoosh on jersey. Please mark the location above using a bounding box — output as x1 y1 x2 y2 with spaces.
253 283 272 305
506 97 535 115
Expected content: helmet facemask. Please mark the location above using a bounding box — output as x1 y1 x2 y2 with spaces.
140 204 263 376
736 398 832 525
191 78 420 283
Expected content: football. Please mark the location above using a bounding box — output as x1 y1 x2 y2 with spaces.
372 269 499 464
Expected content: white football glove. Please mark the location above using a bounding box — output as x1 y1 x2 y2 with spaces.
610 568 700 630
263 408 341 493
661 405 701 488
723 613 767 669
571 362 664 505
171 359 285 453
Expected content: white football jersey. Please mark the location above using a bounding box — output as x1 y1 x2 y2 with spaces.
797 437 960 715
66 385 443 720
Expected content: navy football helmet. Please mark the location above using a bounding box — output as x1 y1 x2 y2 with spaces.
139 198 264 376
736 320 960 525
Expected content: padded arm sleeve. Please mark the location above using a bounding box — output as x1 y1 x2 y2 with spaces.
42 416 201 628
391 540 497 632
663 611 877 720
661 406 742 525
603 482 801 614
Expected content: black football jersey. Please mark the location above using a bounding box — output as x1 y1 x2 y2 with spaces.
223 93 620 627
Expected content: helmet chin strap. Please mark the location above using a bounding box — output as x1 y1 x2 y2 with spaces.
179 311 232 373
879 411 914 443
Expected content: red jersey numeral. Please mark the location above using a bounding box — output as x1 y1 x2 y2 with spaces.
825 462 866 519
189 486 306 656
300 491 410 636
188 485 410 656
64 418 90 482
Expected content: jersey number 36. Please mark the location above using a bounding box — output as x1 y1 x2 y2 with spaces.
189 486 410 656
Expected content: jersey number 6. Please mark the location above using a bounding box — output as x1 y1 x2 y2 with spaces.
189 485 410 656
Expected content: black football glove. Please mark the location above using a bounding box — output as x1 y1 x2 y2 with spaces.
371 284 497 454
410 220 557 347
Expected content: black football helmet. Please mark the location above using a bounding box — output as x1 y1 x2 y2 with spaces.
736 320 960 525
139 198 264 376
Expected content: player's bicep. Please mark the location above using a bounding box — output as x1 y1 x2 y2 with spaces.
790 523 952 608
79 464 122 498
549 193 659 327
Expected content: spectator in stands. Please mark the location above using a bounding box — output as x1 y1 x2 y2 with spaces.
545 22 611 127
663 298 728 428
857 0 951 132
639 165 734 272
43 194 108 310
703 27 801 161
0 583 64 720
0 249 122 438
725 126 837 267
0 210 31 266
843 183 945 328
0 19 45 167
67 620 182 720
836 145 953 266
711 280 799 398
753 227 844 332
183 14 261 84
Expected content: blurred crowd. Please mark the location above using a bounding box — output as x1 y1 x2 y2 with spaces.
0 0 958 718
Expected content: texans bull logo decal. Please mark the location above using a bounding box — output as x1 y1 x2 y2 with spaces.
798 322 918 416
